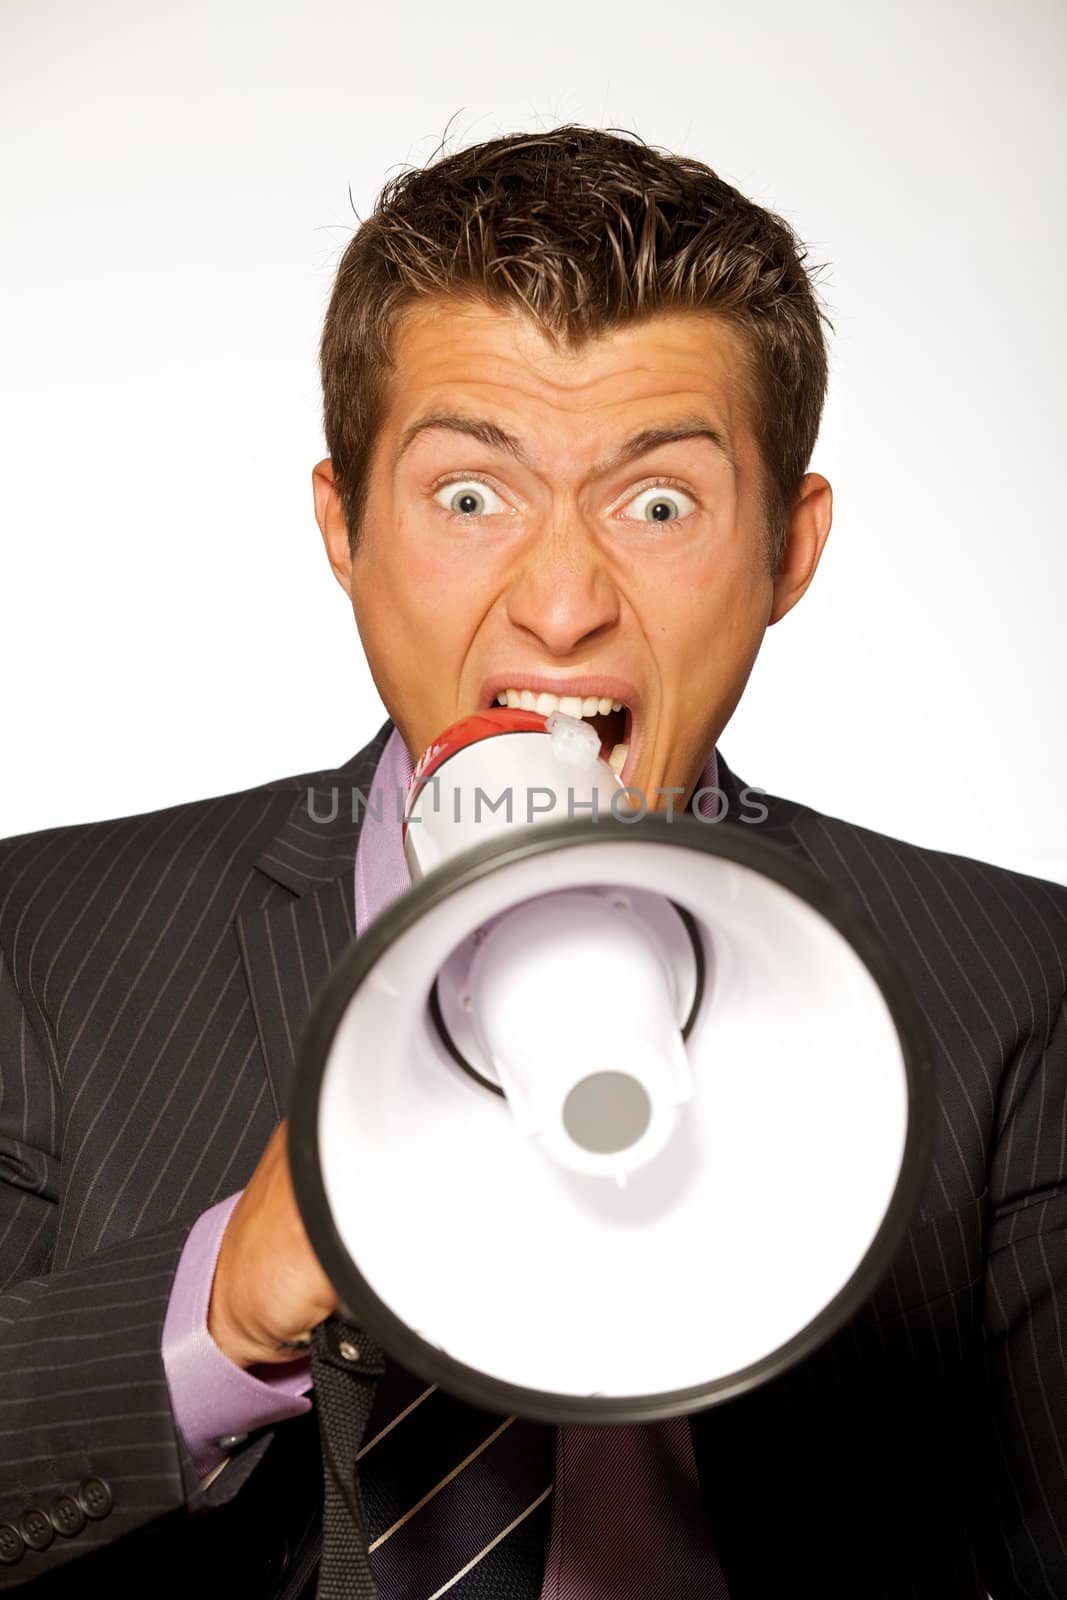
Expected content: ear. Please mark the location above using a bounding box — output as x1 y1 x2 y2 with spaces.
312 458 353 598
768 473 833 625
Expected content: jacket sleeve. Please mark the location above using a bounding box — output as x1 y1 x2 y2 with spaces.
972 913 1067 1600
0 944 277 1587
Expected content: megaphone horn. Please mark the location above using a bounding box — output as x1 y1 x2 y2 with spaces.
290 710 935 1424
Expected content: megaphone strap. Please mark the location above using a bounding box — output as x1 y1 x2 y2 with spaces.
311 1315 387 1599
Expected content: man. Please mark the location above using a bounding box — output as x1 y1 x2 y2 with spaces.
0 126 1063 1598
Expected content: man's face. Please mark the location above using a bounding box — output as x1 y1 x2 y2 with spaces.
315 297 830 807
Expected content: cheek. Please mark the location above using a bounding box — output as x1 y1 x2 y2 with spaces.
635 548 771 725
357 509 447 632
642 545 764 652
393 505 502 606
352 508 501 692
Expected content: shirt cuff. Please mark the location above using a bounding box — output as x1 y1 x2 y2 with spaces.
162 1191 312 1479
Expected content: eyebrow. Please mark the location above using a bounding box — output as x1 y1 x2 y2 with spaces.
394 411 735 475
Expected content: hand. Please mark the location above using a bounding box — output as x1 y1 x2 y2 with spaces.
207 1119 339 1368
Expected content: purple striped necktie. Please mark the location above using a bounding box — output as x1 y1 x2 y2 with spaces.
351 727 731 1599
358 1359 555 1598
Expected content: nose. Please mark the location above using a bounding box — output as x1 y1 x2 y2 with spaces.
504 526 620 656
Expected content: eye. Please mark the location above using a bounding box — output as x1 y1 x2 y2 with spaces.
433 478 509 518
620 484 697 524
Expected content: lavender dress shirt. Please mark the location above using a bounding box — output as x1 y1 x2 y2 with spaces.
163 726 731 1595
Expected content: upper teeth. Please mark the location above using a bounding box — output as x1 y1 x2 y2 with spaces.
495 690 624 717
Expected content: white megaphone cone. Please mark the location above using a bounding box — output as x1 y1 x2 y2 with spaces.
290 709 935 1424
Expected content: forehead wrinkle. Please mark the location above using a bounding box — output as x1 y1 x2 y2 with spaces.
393 316 741 415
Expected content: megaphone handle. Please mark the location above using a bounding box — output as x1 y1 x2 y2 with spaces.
310 1315 387 1599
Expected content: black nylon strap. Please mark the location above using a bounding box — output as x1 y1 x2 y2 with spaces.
311 1314 388 1600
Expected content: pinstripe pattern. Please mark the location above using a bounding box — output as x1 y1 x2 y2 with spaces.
0 722 1064 1596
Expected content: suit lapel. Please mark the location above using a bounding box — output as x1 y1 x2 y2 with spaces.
236 721 392 1117
709 748 816 867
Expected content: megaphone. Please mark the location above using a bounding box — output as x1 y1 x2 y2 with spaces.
290 710 934 1424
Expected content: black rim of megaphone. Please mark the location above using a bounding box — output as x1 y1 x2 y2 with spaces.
289 813 937 1425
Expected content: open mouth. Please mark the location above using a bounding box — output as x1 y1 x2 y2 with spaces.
490 688 632 776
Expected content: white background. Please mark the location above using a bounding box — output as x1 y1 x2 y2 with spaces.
2 0 1063 883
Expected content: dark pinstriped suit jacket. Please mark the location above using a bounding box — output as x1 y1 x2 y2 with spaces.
1 722 1065 1598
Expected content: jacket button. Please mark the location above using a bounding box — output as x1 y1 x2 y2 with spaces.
49 1494 86 1537
77 1478 113 1520
18 1507 54 1552
0 1523 24 1565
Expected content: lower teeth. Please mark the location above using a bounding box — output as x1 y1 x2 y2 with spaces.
608 742 629 776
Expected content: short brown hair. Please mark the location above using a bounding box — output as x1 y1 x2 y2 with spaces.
321 125 832 568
